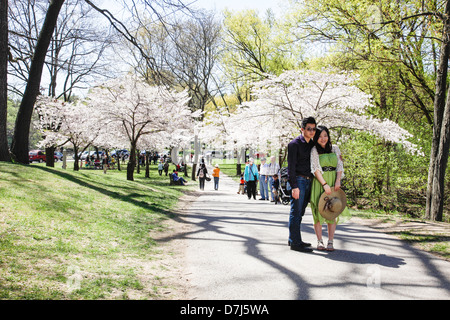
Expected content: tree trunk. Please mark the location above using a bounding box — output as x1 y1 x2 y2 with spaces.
73 145 80 171
236 163 242 177
429 87 450 222
136 149 140 174
45 146 56 167
426 0 450 221
10 0 65 164
127 143 136 181
0 0 10 162
192 163 197 181
236 147 245 176
145 151 150 178
191 135 199 181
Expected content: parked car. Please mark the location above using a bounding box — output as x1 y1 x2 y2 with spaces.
75 151 88 160
29 150 46 163
54 152 63 161
79 150 104 160
111 149 129 160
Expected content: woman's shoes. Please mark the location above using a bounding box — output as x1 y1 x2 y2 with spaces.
326 240 334 252
317 239 335 251
317 240 325 251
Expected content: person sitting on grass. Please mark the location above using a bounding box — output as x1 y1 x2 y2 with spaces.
172 170 188 185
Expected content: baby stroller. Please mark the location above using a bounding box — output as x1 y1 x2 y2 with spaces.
278 167 291 205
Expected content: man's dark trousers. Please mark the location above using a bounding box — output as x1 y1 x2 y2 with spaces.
288 176 311 246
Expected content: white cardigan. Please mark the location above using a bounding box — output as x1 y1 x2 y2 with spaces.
310 145 344 178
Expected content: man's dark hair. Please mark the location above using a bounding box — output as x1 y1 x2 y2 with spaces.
301 117 316 129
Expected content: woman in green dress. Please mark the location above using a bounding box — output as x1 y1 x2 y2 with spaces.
310 126 349 251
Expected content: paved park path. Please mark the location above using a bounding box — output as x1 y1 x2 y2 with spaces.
177 168 450 300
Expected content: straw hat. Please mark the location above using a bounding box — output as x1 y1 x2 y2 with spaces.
318 189 347 221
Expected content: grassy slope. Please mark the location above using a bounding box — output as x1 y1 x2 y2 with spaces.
0 161 191 299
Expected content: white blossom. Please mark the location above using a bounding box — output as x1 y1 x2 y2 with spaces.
199 70 421 155
35 74 200 173
85 74 197 151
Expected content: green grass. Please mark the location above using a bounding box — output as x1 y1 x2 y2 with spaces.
350 208 449 260
0 161 192 299
394 231 450 260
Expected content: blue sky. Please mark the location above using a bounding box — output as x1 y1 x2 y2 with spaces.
99 0 287 18
190 0 286 15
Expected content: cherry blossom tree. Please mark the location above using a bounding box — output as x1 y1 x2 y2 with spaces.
34 95 101 170
200 70 420 160
86 75 196 181
35 75 198 178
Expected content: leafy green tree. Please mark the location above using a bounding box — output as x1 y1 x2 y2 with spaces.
287 0 449 221
221 9 302 103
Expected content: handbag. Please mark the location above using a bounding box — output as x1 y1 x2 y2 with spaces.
205 174 211 181
249 165 258 181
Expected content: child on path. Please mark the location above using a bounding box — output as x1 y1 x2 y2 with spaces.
212 164 220 190
237 173 245 195
271 174 280 204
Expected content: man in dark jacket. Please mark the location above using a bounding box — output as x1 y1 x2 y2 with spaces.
287 117 316 252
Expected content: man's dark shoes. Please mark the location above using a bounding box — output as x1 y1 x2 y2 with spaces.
288 241 311 247
290 244 313 253
288 241 313 252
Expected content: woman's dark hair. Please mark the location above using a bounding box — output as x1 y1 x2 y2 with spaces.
314 125 332 154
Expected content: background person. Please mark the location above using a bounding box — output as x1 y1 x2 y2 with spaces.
259 157 269 200
212 164 220 190
271 174 280 204
158 160 164 176
172 169 187 185
197 159 208 190
244 158 259 200
237 173 245 194
267 156 280 202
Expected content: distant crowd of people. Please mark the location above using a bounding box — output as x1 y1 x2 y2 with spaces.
239 156 281 203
